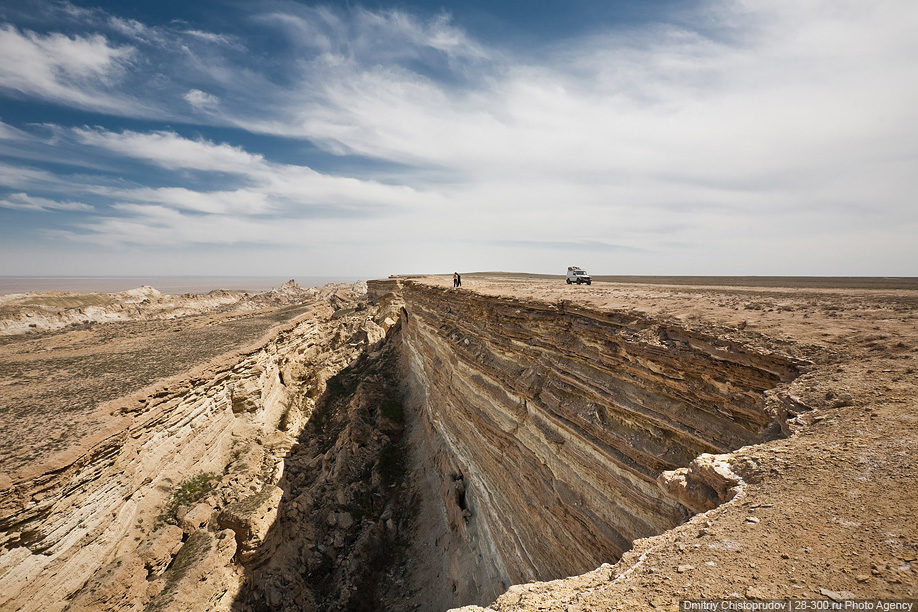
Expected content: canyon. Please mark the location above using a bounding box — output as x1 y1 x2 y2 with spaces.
0 275 915 610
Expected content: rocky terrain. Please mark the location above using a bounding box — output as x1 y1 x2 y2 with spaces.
234 312 411 610
0 281 352 481
0 280 387 611
397 275 916 610
0 274 915 611
0 279 323 336
391 279 803 608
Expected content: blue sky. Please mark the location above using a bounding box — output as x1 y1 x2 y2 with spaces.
0 0 916 277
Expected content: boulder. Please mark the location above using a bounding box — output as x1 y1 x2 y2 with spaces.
141 524 184 577
358 320 386 345
657 453 743 513
179 502 213 533
217 484 284 562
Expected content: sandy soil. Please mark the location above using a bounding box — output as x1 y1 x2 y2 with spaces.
406 275 917 608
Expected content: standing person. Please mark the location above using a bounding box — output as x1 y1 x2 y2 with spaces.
453 272 459 288
457 273 461 288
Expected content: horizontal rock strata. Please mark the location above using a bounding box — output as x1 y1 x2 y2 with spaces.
2 278 814 611
385 280 803 606
0 291 379 611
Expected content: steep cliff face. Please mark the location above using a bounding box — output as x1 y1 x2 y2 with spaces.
0 295 380 611
386 280 802 607
233 320 412 610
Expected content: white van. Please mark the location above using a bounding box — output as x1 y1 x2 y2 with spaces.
566 267 591 285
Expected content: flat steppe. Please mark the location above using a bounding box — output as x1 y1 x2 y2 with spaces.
405 274 918 607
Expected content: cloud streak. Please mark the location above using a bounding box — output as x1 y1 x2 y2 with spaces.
0 192 93 212
3 127 431 246
74 127 428 208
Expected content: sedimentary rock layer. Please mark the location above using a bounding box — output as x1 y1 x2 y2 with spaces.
2 277 818 611
233 318 412 610
387 280 802 605
0 279 333 336
0 291 377 611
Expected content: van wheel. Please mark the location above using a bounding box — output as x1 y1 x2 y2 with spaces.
566 279 571 284
587 281 591 285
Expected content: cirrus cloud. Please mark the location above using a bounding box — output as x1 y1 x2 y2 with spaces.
0 24 134 111
0 192 93 212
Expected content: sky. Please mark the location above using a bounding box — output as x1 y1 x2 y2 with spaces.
0 0 916 278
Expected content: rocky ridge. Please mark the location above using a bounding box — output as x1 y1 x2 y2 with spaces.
0 283 384 611
0 279 327 336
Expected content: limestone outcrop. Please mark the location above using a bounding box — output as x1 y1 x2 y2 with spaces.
656 452 744 513
0 288 380 611
383 280 803 607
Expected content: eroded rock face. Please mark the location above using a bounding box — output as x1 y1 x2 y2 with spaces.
233 320 413 611
217 484 284 563
0 280 333 336
0 287 381 611
388 280 802 606
2 278 818 611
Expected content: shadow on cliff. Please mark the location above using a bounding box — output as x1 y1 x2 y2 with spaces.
231 322 419 611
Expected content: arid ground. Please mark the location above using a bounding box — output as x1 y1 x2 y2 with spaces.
0 275 915 611
0 281 353 484
0 304 319 483
412 274 917 609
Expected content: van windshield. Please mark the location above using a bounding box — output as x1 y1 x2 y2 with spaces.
575 271 586 275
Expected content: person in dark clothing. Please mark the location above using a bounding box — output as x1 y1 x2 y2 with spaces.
456 273 461 287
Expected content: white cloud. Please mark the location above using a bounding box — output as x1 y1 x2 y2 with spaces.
0 192 93 212
0 5 249 119
0 24 135 112
0 125 426 231
349 8 488 60
74 127 429 210
250 1 917 188
183 88 219 110
0 160 73 190
256 6 486 61
2 0 917 275
0 120 28 141
106 16 234 49
74 128 263 173
181 29 234 46
101 187 272 215
107 16 156 42
209 0 917 266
